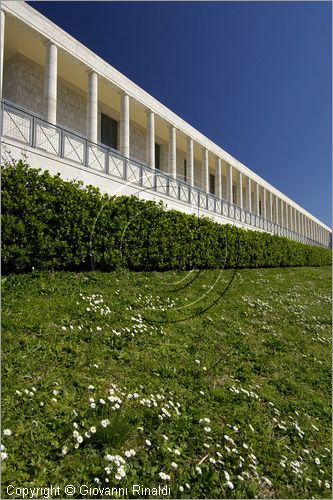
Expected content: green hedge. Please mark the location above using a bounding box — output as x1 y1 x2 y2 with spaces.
1 159 331 274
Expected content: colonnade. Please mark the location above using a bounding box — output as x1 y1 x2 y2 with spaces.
0 7 330 247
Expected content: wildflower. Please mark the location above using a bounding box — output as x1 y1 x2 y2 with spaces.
3 429 12 436
90 403 96 409
94 478 100 483
162 435 169 441
1 452 8 461
130 449 136 456
117 466 126 478
209 457 216 464
99 399 106 405
199 390 205 395
77 435 83 444
224 471 230 481
61 326 67 331
185 483 190 490
85 431 91 439
226 481 234 490
195 360 200 364
199 417 211 424
243 443 248 449
52 390 58 396
171 462 178 469
159 472 171 480
62 446 68 455
145 439 151 447
51 398 57 402
73 422 79 429
96 326 102 331
179 486 184 492
262 477 273 487
174 449 181 456
88 385 95 390
204 427 211 432
315 457 320 465
90 426 96 433
101 419 110 428
125 450 132 458
203 367 207 371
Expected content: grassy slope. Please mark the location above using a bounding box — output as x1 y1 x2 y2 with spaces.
1 266 332 499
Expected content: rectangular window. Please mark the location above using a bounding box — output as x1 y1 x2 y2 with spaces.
155 143 160 169
209 174 215 195
232 185 236 203
259 200 262 216
101 113 118 150
183 159 187 182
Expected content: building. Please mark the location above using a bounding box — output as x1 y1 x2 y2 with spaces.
0 1 331 247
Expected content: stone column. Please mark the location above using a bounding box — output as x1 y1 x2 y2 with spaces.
285 203 289 230
215 157 222 199
280 200 284 227
202 147 209 192
87 70 98 143
187 137 194 187
301 214 305 236
44 41 58 124
246 178 252 212
146 109 155 168
268 192 273 221
256 183 260 215
120 92 130 157
262 188 266 219
227 164 233 204
275 196 279 224
237 171 243 208
0 9 5 100
168 125 177 178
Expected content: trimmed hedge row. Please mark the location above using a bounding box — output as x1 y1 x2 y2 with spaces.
1 159 331 274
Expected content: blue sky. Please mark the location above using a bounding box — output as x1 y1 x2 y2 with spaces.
28 1 332 227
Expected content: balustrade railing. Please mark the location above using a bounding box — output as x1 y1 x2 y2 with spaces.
1 99 329 248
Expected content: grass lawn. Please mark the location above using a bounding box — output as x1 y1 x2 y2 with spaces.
1 266 332 499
